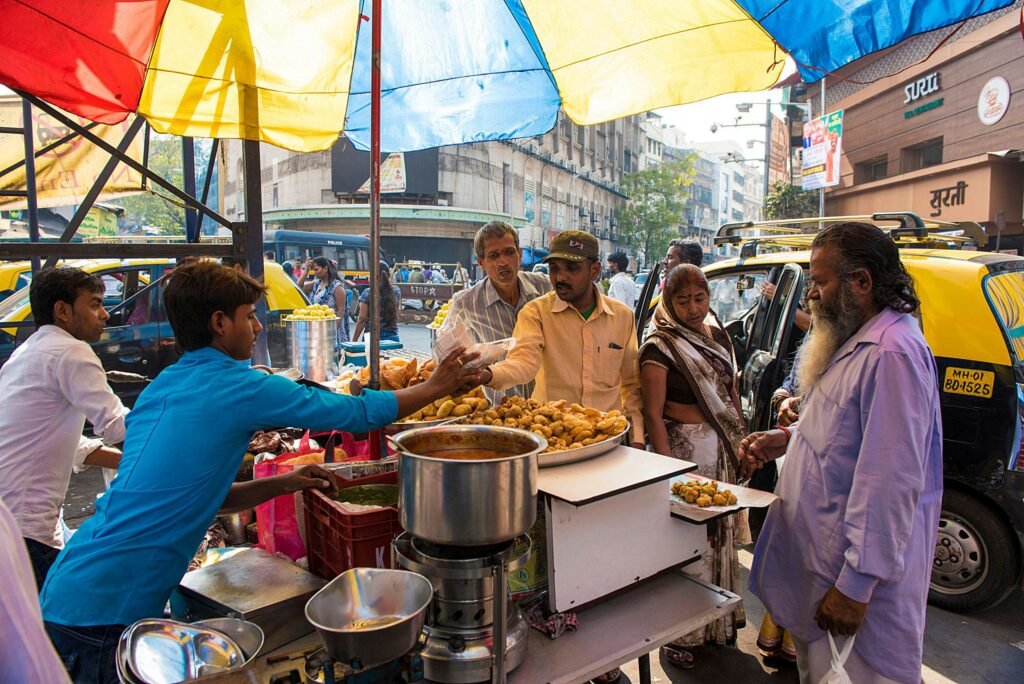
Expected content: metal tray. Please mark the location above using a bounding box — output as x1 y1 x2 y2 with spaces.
125 619 245 683
384 416 459 435
538 424 629 468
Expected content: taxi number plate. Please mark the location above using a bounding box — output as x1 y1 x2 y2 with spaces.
942 367 994 398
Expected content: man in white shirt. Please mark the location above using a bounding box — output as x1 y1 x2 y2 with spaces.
0 267 127 589
606 251 637 307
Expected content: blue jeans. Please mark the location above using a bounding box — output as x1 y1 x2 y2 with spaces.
45 622 124 684
24 537 60 591
380 330 400 342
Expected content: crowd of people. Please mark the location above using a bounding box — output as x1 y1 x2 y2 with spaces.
0 218 942 684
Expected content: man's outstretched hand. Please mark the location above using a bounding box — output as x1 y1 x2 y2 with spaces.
737 429 789 479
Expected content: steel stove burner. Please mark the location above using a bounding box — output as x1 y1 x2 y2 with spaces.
411 537 514 561
301 647 424 684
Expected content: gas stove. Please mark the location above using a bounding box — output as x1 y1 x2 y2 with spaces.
265 644 424 684
392 534 531 683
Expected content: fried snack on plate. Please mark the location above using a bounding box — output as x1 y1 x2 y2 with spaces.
456 397 628 454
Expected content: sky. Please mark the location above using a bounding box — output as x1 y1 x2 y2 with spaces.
655 57 800 154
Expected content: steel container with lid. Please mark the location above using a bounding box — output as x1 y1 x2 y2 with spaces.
285 318 338 382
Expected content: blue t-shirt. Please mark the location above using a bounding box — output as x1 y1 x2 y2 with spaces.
40 346 397 627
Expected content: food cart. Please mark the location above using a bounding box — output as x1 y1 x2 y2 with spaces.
149 407 769 684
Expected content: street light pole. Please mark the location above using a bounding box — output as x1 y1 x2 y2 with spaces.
763 101 772 215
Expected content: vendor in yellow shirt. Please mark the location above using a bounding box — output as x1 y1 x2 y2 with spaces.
479 230 645 448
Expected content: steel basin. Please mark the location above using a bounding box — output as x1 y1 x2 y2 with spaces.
391 425 545 546
304 568 433 669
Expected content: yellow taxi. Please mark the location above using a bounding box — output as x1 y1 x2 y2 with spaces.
0 259 307 405
638 213 1024 612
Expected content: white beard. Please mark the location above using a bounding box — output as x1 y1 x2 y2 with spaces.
795 284 863 394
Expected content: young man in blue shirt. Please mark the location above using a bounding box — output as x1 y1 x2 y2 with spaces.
40 261 480 683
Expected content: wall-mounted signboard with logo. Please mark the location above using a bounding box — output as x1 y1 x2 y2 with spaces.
978 76 1010 126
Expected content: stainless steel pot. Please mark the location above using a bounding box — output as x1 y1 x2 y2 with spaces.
391 425 546 546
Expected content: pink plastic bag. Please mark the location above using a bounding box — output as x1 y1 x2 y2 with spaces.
255 431 393 559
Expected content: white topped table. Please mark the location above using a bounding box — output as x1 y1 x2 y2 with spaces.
538 445 695 506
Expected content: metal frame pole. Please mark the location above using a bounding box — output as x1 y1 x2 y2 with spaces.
819 77 826 222
368 0 382 389
366 0 384 460
243 140 269 365
182 137 198 241
20 99 40 274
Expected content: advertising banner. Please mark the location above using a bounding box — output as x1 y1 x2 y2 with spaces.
356 152 407 193
801 109 843 191
524 190 535 223
0 97 145 210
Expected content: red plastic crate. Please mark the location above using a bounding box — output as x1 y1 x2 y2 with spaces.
303 471 403 580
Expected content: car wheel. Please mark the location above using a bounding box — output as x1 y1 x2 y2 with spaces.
928 489 1021 612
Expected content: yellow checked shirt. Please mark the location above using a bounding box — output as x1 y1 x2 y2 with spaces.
487 290 645 444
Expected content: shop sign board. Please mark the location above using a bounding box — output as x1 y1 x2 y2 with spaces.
524 190 536 223
904 72 941 103
800 109 843 191
927 180 968 218
978 76 1010 126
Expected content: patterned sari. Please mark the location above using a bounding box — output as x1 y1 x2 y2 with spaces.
640 299 747 647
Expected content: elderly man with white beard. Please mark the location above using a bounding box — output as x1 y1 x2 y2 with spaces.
739 222 943 684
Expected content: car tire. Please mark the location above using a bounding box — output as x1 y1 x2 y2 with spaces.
928 488 1021 613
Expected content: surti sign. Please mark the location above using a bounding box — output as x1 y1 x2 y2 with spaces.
904 72 941 104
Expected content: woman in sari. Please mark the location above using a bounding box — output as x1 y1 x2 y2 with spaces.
640 263 746 669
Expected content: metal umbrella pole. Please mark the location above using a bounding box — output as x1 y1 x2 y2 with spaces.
367 0 384 459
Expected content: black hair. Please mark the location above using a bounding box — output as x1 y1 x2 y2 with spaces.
311 256 341 283
29 267 104 327
264 250 276 260
164 261 267 351
812 222 920 313
663 263 710 298
607 251 629 273
376 260 398 328
669 239 703 267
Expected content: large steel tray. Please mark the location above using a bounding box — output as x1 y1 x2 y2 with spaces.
538 424 629 468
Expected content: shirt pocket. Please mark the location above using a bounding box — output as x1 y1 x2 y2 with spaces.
595 344 626 392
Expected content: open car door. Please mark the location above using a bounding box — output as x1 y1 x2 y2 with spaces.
634 262 662 344
739 263 803 431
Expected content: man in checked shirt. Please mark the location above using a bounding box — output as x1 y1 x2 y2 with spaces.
446 221 551 402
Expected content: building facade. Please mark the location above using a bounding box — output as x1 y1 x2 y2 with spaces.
807 3 1024 250
219 110 643 271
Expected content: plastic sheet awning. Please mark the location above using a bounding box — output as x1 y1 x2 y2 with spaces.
0 1 1015 152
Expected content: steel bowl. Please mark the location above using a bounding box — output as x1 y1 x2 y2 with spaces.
304 568 433 669
192 619 264 666
391 425 546 546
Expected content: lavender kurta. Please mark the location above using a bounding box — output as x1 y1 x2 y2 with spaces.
749 308 943 684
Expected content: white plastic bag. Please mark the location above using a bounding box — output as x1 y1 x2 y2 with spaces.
817 633 855 684
432 309 515 369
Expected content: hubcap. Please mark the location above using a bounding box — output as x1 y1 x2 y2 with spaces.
931 512 987 595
